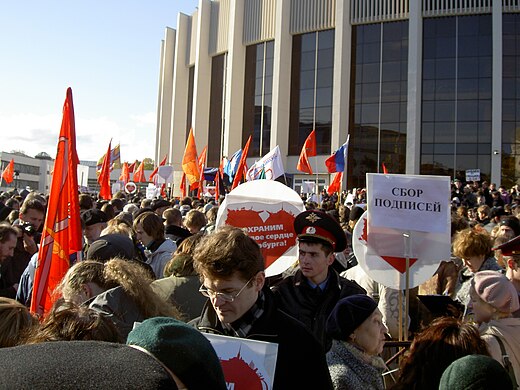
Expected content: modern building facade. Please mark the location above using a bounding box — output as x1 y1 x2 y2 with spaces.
156 0 520 191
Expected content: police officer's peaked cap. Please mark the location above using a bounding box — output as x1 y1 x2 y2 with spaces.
294 210 346 252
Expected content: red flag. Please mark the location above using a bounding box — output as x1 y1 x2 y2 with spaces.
180 172 186 197
119 162 129 184
297 129 317 174
149 154 168 181
197 146 208 199
31 88 82 316
98 140 112 200
327 172 343 195
133 161 146 183
232 135 252 189
215 158 224 201
1 159 14 184
382 163 388 174
127 160 137 173
182 128 200 184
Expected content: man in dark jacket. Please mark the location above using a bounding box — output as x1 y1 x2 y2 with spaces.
191 226 333 390
272 210 366 351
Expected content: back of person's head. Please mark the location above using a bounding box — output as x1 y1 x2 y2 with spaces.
205 206 218 224
101 223 133 239
394 317 490 390
78 194 94 211
25 300 122 343
180 197 192 206
451 213 469 237
0 297 38 347
184 209 206 233
452 227 492 259
133 211 165 241
123 203 139 214
439 354 513 390
163 207 182 226
193 226 264 281
164 233 205 277
100 203 116 221
0 224 17 243
109 198 125 213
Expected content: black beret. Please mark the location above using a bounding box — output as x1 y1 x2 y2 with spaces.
326 294 377 341
349 206 365 222
86 234 135 262
294 210 346 252
81 209 108 226
151 199 170 211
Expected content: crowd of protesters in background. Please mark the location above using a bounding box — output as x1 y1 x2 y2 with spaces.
0 178 519 389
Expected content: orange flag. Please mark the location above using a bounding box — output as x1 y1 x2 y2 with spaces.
182 128 200 185
1 159 14 184
133 160 146 183
128 160 137 173
232 135 252 189
382 163 388 174
149 154 168 181
31 88 82 316
197 146 208 199
98 140 112 200
119 162 130 184
297 129 317 174
327 172 343 195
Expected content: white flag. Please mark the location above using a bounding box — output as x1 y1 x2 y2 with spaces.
246 145 285 181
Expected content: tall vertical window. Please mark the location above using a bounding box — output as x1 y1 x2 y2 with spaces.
349 21 408 188
243 41 274 157
502 14 520 188
208 54 227 167
289 29 335 156
420 15 492 181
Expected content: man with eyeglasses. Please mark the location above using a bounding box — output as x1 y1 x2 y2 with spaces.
191 225 333 389
272 210 366 352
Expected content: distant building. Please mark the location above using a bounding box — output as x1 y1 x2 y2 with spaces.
155 0 520 189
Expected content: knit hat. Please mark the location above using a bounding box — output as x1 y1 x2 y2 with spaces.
326 294 378 341
439 354 513 390
127 317 227 390
471 271 520 314
86 234 136 262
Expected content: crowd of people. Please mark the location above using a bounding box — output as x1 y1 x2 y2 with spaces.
0 179 518 389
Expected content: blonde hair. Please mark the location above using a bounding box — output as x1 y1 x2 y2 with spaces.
58 259 180 319
0 297 38 347
452 227 492 259
101 223 133 238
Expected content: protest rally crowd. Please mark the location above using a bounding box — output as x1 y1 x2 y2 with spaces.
0 177 519 389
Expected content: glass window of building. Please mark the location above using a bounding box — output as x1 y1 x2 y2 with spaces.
289 29 335 156
349 21 408 188
502 14 520 188
208 54 227 167
243 41 274 157
420 15 492 181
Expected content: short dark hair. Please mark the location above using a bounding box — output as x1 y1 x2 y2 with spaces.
133 212 165 241
193 226 264 281
20 199 45 215
0 224 17 243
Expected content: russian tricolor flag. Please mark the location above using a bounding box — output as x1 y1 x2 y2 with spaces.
325 135 350 173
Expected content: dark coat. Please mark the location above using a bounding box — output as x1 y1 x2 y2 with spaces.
192 288 333 390
272 269 366 351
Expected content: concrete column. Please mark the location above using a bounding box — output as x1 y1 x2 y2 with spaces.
270 0 292 168
170 14 191 171
222 0 246 157
332 1 352 187
406 0 422 175
491 2 502 185
156 28 176 165
192 0 212 150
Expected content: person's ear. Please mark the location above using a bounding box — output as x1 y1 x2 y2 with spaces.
254 271 265 291
327 252 335 266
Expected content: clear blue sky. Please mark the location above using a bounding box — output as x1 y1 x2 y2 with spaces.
0 0 198 162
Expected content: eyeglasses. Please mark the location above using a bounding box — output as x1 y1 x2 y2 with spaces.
199 276 254 303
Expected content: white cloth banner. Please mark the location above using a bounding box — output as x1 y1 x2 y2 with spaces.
245 146 285 181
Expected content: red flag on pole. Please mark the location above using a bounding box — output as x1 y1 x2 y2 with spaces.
327 172 343 195
119 162 130 184
98 140 112 200
182 128 200 185
133 161 146 183
180 172 187 197
149 154 168 181
215 158 224 201
382 163 388 174
197 146 208 199
297 129 317 174
1 159 14 184
232 135 252 189
127 160 137 173
31 88 82 316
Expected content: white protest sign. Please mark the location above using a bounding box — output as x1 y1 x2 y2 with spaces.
204 334 278 390
465 169 480 182
157 165 174 183
366 173 450 234
145 184 158 199
216 180 305 277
